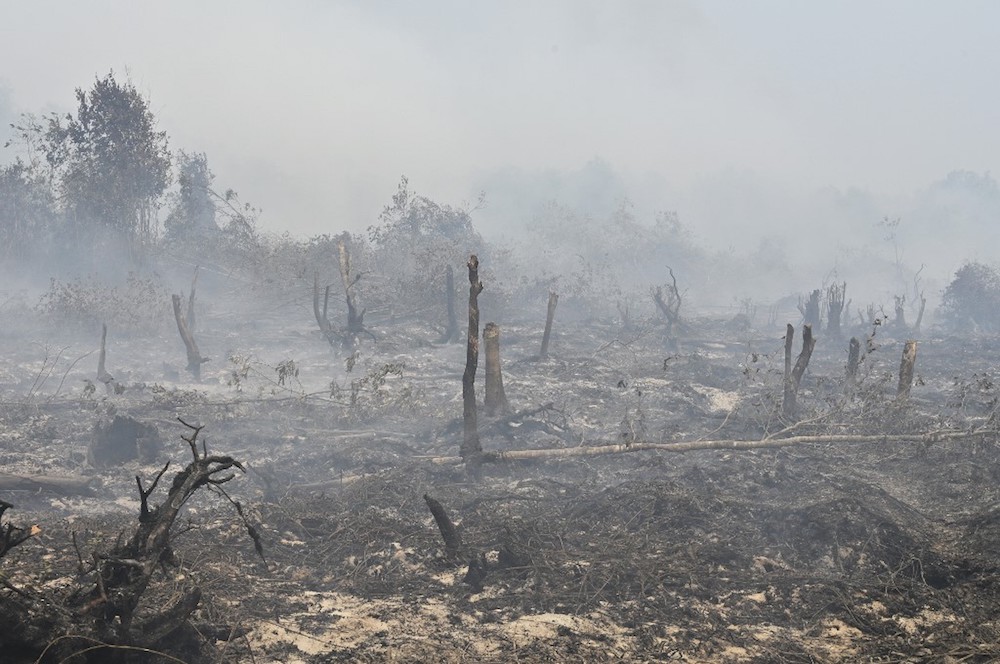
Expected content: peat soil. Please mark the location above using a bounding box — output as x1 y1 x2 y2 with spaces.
2 307 1000 663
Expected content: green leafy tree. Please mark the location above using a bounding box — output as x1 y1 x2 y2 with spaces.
34 72 170 262
941 261 1000 332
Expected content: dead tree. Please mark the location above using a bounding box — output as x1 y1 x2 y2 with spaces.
172 294 209 379
798 289 821 329
337 234 373 348
652 266 682 337
846 336 861 390
898 340 918 398
313 272 335 344
826 282 848 339
462 255 485 476
97 323 117 394
484 322 510 416
438 264 460 344
782 323 816 419
913 292 927 335
540 291 559 359
75 419 254 651
894 295 907 331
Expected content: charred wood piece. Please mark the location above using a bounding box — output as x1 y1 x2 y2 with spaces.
424 494 463 559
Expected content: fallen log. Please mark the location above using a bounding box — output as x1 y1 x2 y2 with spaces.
0 473 96 496
428 429 985 464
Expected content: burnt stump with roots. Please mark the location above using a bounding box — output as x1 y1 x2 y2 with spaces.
0 419 261 663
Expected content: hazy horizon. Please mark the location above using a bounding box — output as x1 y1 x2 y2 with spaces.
2 0 999 281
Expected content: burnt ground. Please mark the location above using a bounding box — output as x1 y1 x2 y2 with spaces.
3 306 1000 663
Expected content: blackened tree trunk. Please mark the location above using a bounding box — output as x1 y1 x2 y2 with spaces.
462 255 484 476
484 322 509 416
846 336 861 390
439 264 459 344
172 294 208 379
782 323 816 419
540 291 559 359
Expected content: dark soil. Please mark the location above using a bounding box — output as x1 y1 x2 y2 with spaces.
3 310 1000 662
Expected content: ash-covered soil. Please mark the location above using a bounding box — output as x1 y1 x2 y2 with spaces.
3 304 1000 663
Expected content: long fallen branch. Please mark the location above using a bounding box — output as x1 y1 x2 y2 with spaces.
427 428 987 464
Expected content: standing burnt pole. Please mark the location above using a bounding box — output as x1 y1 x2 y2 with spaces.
462 255 485 476
484 322 510 416
897 340 918 398
439 265 460 344
172 294 209 379
846 336 861 391
539 291 559 359
782 323 816 419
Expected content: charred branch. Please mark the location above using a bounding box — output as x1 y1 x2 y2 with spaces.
424 494 463 559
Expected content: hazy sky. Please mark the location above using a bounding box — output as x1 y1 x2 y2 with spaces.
2 0 999 241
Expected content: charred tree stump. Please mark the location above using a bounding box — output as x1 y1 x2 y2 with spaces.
439 264 460 344
846 336 861 390
826 282 848 339
172 294 209 379
89 415 162 468
798 289 821 328
782 323 816 419
462 255 485 477
540 291 559 359
898 340 918 398
484 322 510 416
423 494 462 559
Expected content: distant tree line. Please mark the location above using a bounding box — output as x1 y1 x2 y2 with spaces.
0 71 251 272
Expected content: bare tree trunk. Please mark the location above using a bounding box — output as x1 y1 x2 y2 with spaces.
172 294 208 379
894 295 907 331
540 291 559 359
914 293 927 335
186 265 199 334
484 322 509 416
782 323 816 419
846 336 861 390
462 255 484 477
337 235 367 348
97 323 116 393
439 265 459 344
897 340 918 398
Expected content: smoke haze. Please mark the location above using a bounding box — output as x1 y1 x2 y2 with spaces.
2 1 1000 295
